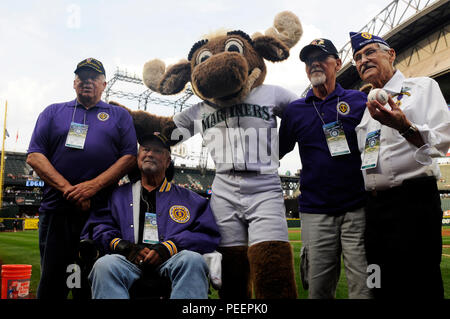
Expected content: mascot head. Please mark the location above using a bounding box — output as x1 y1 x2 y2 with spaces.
143 11 302 107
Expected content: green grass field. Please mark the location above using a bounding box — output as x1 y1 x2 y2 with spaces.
1 227 449 299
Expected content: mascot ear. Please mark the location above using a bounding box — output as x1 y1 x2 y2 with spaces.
253 36 290 62
143 59 191 95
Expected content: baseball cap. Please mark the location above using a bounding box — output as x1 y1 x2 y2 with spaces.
138 132 171 151
349 32 390 56
300 38 339 62
74 58 105 75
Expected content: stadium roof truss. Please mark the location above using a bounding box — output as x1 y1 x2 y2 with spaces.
103 68 196 114
302 0 448 96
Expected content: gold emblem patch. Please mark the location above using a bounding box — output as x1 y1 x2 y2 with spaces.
337 102 350 115
169 205 190 224
311 39 325 46
97 112 109 121
361 32 372 40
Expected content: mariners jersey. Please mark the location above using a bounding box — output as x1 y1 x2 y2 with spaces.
81 179 221 256
174 85 298 174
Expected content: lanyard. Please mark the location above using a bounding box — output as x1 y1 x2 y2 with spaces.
71 102 87 125
312 96 340 125
140 188 153 212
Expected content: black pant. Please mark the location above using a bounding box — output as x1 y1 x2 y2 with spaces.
365 176 444 299
37 207 90 299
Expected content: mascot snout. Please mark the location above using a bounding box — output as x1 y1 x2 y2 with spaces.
192 52 249 100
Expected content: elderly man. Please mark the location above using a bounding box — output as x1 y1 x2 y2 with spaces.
350 31 450 299
27 58 138 298
279 39 371 299
83 132 221 299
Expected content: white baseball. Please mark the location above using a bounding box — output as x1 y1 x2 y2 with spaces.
368 88 388 105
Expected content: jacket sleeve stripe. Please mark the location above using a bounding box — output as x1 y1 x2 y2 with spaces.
162 240 178 256
110 238 122 250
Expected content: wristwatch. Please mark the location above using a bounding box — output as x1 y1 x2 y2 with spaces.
400 125 418 139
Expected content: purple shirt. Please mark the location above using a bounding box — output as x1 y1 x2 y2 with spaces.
279 84 367 214
28 99 137 212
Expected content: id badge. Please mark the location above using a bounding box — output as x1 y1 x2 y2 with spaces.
322 121 350 156
361 129 381 170
65 122 88 149
143 212 159 244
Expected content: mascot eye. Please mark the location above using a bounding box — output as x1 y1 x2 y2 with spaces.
196 49 213 65
224 38 244 54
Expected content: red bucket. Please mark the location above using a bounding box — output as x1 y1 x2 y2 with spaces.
1 265 32 299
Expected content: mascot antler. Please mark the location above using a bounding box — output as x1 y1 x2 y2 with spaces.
253 11 303 49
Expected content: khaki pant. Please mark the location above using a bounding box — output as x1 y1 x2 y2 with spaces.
300 209 372 299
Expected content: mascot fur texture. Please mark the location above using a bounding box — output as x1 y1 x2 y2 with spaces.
115 11 302 299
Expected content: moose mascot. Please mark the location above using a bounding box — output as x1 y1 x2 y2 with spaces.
120 11 303 299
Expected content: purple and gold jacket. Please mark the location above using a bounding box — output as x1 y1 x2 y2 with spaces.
81 178 221 257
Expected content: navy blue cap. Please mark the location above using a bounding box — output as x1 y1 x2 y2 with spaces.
350 32 390 56
74 58 105 75
138 132 171 151
300 38 339 62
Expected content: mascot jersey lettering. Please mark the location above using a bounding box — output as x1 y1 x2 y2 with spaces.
202 104 271 130
174 85 298 173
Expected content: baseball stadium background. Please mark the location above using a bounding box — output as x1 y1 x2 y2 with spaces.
0 0 450 298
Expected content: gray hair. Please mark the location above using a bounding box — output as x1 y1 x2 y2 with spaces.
377 43 391 52
377 43 395 67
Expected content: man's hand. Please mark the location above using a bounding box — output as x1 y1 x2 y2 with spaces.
64 180 100 203
143 249 163 267
366 95 411 132
112 240 167 268
133 247 163 267
76 199 91 212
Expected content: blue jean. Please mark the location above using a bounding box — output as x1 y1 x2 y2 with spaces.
88 250 209 299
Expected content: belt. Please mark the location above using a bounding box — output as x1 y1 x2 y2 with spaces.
226 169 261 175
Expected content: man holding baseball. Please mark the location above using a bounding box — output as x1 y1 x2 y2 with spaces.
279 38 372 299
350 31 450 299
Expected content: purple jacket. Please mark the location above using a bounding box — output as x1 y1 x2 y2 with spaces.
82 178 221 256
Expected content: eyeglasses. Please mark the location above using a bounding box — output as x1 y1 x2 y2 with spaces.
352 47 383 66
304 53 333 66
140 146 165 155
76 72 103 82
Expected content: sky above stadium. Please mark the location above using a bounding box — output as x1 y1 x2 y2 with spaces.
0 0 389 174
